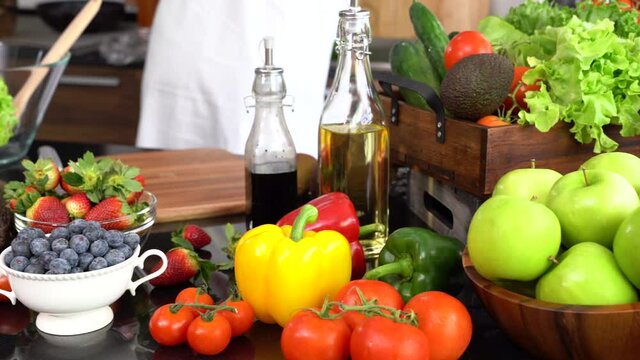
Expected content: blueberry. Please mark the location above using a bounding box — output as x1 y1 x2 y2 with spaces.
40 251 58 270
48 258 71 274
59 248 79 268
49 227 70 240
68 219 88 235
69 235 90 254
85 221 102 231
17 227 45 241
78 252 94 270
123 233 140 250
30 256 40 264
70 267 83 274
90 239 109 257
4 250 14 266
24 263 45 274
51 238 69 254
104 249 125 266
104 230 124 248
88 257 108 271
116 244 133 259
11 238 31 257
29 238 50 257
82 227 102 242
9 256 29 271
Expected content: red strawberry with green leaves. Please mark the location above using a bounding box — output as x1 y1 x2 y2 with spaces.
125 174 145 204
3 182 41 213
21 158 60 192
84 197 133 230
61 193 92 219
26 196 70 233
149 247 215 287
102 161 144 204
62 152 113 203
171 224 211 250
60 166 83 195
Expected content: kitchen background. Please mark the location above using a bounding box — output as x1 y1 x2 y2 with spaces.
0 0 525 147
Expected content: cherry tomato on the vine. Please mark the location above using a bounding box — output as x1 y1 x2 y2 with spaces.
332 280 404 331
350 316 430 360
175 287 215 314
149 304 197 346
503 66 540 112
187 313 232 356
281 309 351 360
218 299 255 337
444 31 493 70
404 291 473 360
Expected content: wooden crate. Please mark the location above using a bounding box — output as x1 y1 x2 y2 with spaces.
382 96 640 198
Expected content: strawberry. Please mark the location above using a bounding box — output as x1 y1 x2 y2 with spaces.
61 193 92 219
171 224 211 250
62 152 113 203
21 158 60 192
84 197 133 230
148 248 200 287
60 166 83 195
3 182 41 214
26 196 70 233
125 174 145 204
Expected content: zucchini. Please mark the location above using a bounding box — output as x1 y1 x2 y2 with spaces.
389 40 440 110
410 1 449 81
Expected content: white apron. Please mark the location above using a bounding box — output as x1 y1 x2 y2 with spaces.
136 0 343 156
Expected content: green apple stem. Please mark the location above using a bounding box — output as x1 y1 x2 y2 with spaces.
530 195 538 202
530 158 536 169
581 167 589 186
548 256 559 265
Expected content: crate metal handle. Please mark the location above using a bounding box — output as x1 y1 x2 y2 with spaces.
375 71 446 144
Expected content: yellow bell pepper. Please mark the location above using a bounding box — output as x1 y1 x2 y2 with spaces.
234 204 352 327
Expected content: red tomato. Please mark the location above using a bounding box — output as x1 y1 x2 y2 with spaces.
0 276 11 302
174 287 215 314
476 115 510 127
218 300 255 337
281 309 351 360
186 314 232 356
444 31 493 70
350 316 430 360
593 0 633 9
148 304 197 346
504 66 540 111
332 280 404 331
404 291 473 360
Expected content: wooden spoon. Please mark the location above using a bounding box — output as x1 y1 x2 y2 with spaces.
12 0 103 117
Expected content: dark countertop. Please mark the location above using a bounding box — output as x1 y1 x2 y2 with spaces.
0 140 534 360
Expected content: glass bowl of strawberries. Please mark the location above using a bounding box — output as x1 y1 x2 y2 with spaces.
6 152 157 244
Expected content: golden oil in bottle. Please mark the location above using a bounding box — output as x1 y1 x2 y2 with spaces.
319 123 389 258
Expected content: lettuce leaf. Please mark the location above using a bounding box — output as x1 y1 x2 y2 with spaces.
0 79 18 147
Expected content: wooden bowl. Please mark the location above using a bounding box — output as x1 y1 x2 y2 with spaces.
462 248 640 360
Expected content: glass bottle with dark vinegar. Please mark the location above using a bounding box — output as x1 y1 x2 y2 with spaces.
318 0 389 259
245 37 297 229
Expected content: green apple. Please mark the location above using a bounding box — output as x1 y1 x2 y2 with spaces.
546 169 639 249
581 152 640 198
467 195 561 281
536 242 638 305
613 207 640 289
492 160 562 203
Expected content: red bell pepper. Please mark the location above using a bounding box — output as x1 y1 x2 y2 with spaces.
277 192 379 280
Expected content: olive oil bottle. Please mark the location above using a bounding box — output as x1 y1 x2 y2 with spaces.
318 1 389 259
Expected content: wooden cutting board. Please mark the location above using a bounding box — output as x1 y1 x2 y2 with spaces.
110 148 246 223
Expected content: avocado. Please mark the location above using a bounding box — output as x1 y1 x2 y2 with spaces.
440 53 514 120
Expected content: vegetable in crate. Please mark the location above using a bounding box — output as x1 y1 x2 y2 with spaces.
364 227 465 302
440 53 514 120
389 40 440 110
277 192 369 280
235 204 352 327
409 0 449 81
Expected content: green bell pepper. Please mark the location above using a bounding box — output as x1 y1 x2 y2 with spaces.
364 227 465 302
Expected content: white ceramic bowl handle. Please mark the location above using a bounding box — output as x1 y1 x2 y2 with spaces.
128 249 168 296
0 268 17 305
